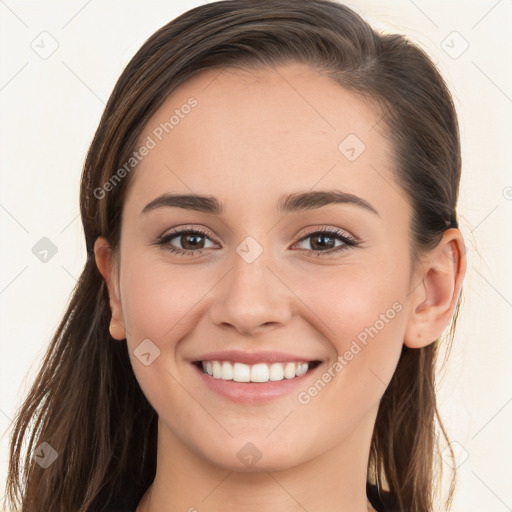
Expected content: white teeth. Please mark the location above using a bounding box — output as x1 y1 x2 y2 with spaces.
212 360 222 378
222 361 233 380
250 363 269 382
269 363 284 381
283 362 296 379
233 362 251 382
200 360 311 383
205 361 213 376
296 362 308 376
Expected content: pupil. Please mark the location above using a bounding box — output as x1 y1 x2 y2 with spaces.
312 234 334 250
182 234 203 250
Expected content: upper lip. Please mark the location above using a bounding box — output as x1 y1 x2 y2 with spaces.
191 350 321 365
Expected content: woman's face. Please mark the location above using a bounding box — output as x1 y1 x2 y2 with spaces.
110 63 417 471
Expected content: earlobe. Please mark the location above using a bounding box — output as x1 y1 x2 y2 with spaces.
93 236 126 340
404 229 466 349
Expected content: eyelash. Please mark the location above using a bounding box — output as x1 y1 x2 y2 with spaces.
153 226 359 258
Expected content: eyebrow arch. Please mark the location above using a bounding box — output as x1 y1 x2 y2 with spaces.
278 189 379 216
141 189 379 216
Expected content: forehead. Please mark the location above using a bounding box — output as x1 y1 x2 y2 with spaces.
125 63 406 218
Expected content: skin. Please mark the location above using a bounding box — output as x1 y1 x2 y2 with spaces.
94 63 466 512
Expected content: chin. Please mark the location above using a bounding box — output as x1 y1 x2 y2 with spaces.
199 439 311 474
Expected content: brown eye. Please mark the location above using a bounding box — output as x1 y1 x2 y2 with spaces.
179 233 206 250
308 233 337 250
294 228 358 256
155 228 217 255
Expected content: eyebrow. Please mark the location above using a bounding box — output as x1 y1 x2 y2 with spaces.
141 189 379 216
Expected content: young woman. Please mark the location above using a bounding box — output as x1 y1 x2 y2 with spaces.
5 1 466 511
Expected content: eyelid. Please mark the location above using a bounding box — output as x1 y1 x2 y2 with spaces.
156 225 357 244
295 225 357 243
154 224 360 257
158 225 218 241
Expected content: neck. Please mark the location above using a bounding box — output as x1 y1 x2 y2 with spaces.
137 409 378 512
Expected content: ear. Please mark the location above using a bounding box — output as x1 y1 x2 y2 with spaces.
404 228 466 348
94 236 126 340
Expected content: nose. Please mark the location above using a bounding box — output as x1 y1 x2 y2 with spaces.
209 248 293 336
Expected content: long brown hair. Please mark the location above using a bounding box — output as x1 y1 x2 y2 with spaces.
5 1 462 510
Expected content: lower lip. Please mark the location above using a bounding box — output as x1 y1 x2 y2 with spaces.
192 362 321 404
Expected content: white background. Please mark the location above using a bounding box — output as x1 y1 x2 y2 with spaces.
1 1 511 510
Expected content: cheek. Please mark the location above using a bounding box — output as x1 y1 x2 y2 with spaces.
290 264 409 392
117 256 215 418
119 255 214 342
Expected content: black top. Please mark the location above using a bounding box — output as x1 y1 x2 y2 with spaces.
367 482 400 511
110 482 399 512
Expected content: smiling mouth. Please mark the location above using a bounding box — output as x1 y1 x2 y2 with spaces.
193 360 322 383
